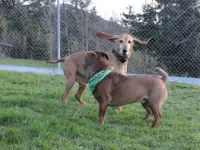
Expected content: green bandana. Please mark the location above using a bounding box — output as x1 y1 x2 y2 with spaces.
88 66 114 93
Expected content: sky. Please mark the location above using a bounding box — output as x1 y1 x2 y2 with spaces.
90 0 151 20
58 0 152 20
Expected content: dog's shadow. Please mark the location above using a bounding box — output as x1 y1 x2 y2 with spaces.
101 107 154 127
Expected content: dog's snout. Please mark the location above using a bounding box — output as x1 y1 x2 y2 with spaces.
123 49 127 53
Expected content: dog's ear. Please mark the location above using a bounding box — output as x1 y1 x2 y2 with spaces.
83 52 97 69
96 31 118 43
94 51 109 60
133 37 152 46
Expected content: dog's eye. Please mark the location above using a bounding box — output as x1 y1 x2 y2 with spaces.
128 40 131 44
119 40 123 43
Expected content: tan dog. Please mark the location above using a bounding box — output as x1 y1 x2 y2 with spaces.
85 51 168 128
46 31 151 109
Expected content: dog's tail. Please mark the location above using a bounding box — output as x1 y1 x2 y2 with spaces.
46 57 66 64
155 67 168 83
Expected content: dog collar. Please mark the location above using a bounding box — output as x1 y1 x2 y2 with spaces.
112 49 128 63
88 66 114 93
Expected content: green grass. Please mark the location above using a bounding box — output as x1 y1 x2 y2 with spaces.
0 57 64 68
0 71 200 150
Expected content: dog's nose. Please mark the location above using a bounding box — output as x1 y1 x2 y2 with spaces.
123 49 127 53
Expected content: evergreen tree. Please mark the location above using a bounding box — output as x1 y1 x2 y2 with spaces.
122 0 200 77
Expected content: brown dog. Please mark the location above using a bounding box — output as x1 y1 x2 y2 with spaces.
46 31 151 110
85 51 168 128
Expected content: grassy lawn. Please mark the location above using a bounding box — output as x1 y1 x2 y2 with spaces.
0 57 64 68
0 71 200 150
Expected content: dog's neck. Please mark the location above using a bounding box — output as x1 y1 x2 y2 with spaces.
112 49 128 64
88 66 114 94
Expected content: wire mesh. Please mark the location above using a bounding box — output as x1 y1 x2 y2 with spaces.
0 0 200 77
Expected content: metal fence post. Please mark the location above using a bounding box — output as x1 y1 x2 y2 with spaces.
57 0 61 69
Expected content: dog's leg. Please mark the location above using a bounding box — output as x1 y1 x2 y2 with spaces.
61 77 75 104
159 112 162 119
143 107 152 121
98 102 108 124
117 65 127 112
141 98 152 120
149 104 161 128
75 83 87 105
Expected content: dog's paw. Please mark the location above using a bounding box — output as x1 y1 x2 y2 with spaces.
80 100 86 105
117 106 123 112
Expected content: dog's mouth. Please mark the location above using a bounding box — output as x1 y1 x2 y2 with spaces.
113 49 127 57
119 50 128 58
122 53 128 58
119 52 128 59
112 49 128 63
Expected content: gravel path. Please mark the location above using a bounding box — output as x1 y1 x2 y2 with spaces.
1 65 200 85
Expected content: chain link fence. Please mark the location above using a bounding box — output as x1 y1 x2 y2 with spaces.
0 0 200 78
